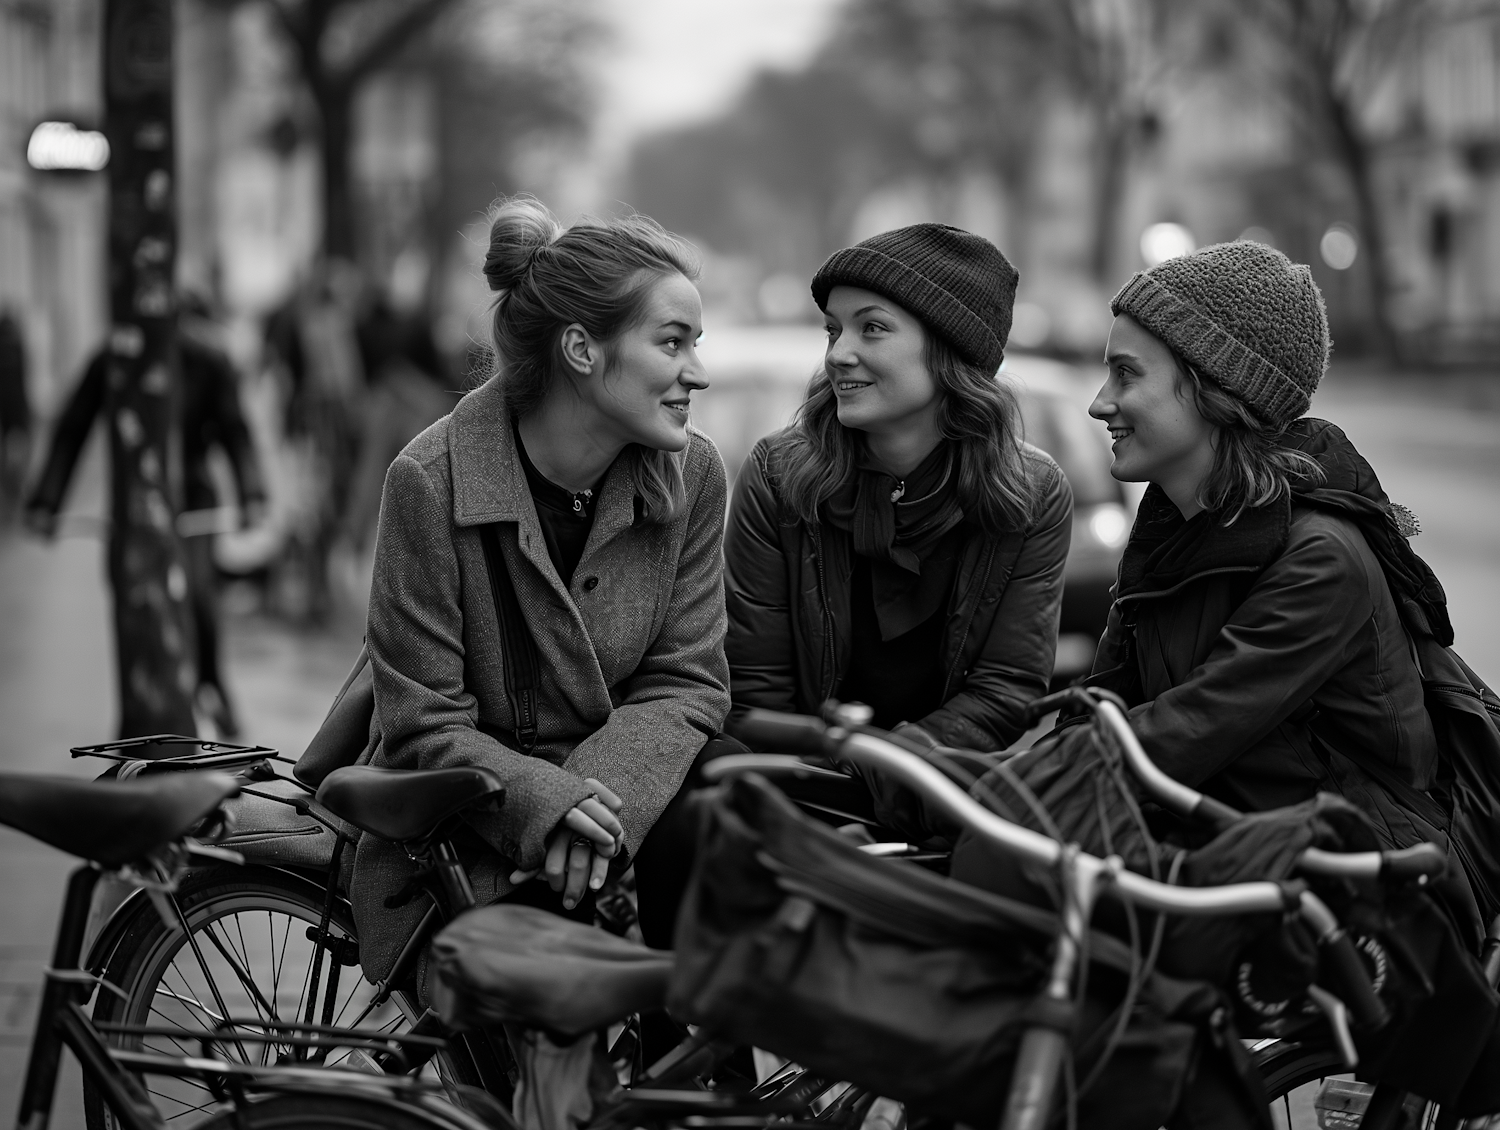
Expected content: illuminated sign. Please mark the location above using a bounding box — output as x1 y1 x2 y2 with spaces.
27 121 110 172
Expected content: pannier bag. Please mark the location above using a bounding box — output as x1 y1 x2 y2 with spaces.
668 774 1267 1130
947 725 1500 1112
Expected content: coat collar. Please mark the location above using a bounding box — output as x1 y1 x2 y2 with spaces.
448 377 643 577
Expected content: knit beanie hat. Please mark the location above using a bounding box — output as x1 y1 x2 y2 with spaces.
811 223 1018 373
1110 241 1330 426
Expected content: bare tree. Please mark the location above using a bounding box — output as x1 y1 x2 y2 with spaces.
1043 0 1183 285
1231 0 1432 360
268 0 460 258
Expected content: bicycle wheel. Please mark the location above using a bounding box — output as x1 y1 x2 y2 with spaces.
1254 1040 1437 1130
85 864 479 1129
192 1090 469 1129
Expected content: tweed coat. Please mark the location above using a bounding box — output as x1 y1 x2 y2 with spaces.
351 375 730 976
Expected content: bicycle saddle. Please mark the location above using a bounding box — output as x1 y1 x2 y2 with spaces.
316 764 504 842
0 771 238 868
429 905 672 1036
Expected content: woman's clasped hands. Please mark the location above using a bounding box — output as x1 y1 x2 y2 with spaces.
509 778 624 909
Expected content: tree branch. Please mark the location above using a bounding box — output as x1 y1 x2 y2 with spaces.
334 0 461 91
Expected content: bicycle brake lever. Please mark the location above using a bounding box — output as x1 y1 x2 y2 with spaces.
1306 984 1359 1069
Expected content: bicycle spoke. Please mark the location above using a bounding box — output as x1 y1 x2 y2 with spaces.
146 1086 220 1117
200 920 281 1024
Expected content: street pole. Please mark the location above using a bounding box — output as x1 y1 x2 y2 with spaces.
103 0 198 737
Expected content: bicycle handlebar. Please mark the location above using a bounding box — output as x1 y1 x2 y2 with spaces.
1037 693 1448 885
728 706 1413 1035
731 709 1293 917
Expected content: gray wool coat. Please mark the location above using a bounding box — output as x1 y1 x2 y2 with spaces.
351 375 730 978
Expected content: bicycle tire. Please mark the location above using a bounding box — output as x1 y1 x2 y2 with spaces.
191 1090 469 1129
1254 1040 1438 1130
84 864 480 1130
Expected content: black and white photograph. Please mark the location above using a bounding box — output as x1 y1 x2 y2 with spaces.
2 1 1499 1128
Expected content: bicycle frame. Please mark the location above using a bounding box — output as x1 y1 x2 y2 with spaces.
15 854 501 1130
16 864 166 1130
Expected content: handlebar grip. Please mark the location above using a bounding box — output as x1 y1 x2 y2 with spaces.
730 709 829 753
1379 843 1447 882
1320 929 1388 1030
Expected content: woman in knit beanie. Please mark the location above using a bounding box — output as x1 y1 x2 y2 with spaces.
723 223 1074 794
1075 240 1462 882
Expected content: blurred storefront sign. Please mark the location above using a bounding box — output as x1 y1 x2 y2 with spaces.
26 121 110 173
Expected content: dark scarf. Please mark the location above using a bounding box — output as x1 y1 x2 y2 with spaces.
1115 487 1287 602
1114 418 1452 646
824 443 966 639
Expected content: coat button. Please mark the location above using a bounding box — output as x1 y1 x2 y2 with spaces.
582 576 599 591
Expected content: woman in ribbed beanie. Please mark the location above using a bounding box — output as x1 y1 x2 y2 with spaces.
1070 240 1459 886
724 222 1074 775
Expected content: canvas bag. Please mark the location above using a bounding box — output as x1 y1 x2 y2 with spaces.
668 773 1268 1130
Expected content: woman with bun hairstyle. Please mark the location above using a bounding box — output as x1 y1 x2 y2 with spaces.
351 197 729 967
725 224 1073 769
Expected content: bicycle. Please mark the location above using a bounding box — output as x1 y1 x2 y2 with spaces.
691 701 1449 1130
73 730 900 1128
67 736 489 1129
1020 684 1500 1130
0 768 505 1130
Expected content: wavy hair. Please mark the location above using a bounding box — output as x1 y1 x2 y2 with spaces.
773 333 1036 535
482 195 700 524
1175 356 1324 524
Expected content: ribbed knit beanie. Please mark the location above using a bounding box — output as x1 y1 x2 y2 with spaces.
1110 241 1330 426
811 223 1018 373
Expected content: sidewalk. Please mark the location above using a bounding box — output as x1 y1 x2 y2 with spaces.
0 442 361 1126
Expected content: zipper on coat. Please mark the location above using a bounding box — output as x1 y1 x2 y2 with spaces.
810 525 838 700
940 542 995 701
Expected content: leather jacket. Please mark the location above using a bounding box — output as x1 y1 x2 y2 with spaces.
725 432 1073 751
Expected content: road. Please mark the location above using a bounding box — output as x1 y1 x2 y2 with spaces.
0 367 1495 1126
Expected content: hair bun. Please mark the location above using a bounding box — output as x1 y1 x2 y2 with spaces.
483 195 563 293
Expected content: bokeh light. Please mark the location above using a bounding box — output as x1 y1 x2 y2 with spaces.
1140 222 1195 266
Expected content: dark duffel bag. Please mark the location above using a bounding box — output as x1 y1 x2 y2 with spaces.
667 774 1266 1130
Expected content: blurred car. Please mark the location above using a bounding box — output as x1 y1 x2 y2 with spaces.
690 326 1129 684
1002 355 1131 684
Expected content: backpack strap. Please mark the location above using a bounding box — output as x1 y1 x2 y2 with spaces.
477 524 541 754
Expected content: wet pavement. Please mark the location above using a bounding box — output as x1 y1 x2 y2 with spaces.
0 368 1495 1126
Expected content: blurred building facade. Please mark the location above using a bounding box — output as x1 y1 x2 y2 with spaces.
0 0 108 417
627 0 1500 365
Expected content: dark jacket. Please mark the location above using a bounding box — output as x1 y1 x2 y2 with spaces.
725 432 1072 751
27 331 264 519
1086 418 1440 847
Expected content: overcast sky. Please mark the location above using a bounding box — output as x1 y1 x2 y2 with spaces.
594 0 844 142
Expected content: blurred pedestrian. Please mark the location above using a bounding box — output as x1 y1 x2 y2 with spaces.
0 309 32 516
341 277 458 554
26 294 267 737
263 259 366 621
178 293 268 736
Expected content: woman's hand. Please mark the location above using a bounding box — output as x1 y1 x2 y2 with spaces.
509 779 624 909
